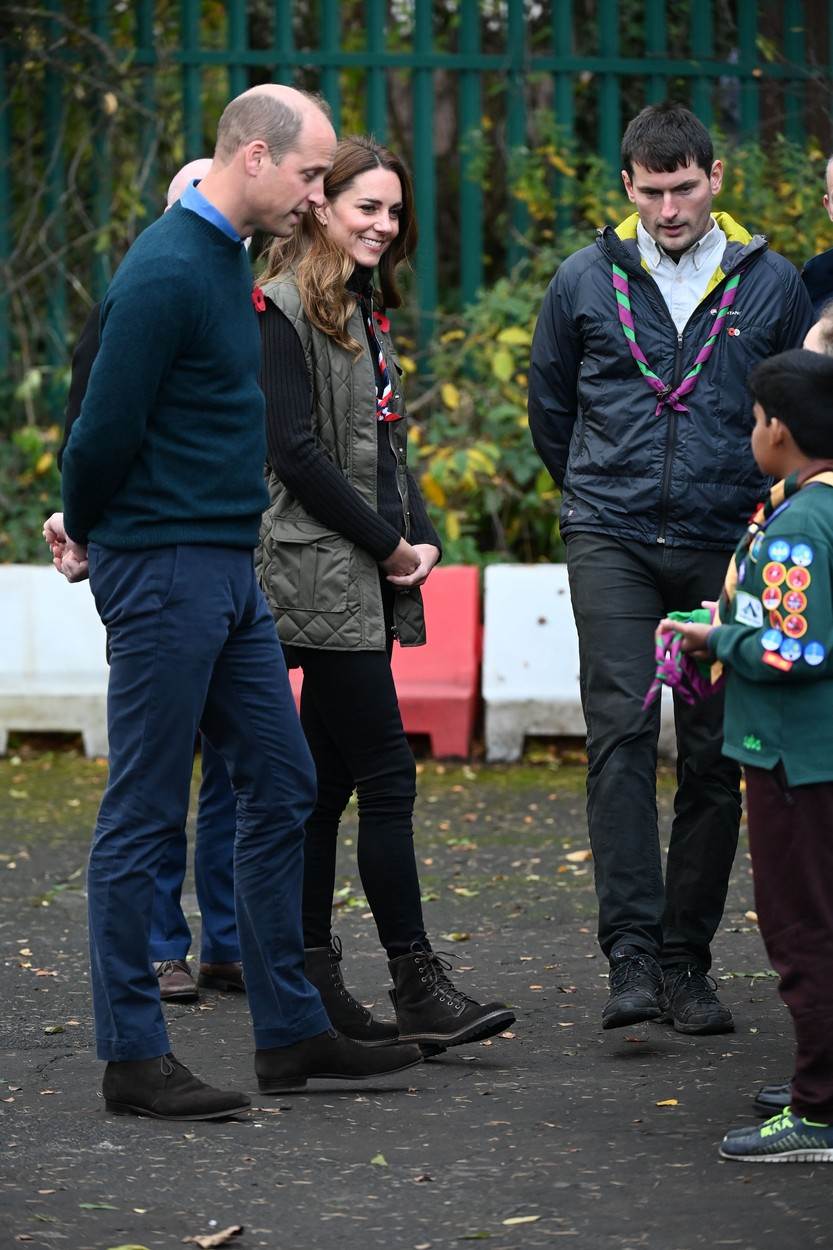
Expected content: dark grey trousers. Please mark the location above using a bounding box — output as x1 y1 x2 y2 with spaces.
565 532 742 970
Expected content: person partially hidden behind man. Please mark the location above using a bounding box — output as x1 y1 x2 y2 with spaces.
60 84 423 1121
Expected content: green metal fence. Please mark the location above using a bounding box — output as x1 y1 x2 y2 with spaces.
2 0 833 389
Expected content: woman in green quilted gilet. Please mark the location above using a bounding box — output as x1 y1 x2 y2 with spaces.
255 136 514 1052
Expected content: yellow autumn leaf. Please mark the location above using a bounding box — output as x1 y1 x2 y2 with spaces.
446 512 461 542
35 451 54 475
421 474 446 508
497 326 532 347
503 1216 540 1225
656 1098 679 1107
397 354 417 374
440 328 465 343
441 382 461 410
565 849 592 863
491 348 514 381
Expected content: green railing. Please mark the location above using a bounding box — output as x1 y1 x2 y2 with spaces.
2 0 832 388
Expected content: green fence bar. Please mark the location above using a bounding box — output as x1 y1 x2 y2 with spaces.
181 0 202 158
136 0 158 225
365 0 387 142
227 0 248 99
552 0 575 236
691 1 714 125
320 0 341 134
783 0 806 145
597 0 621 172
90 0 112 298
506 0 527 270
273 0 294 84
458 0 483 304
0 39 10 377
44 10 67 376
737 0 759 139
644 0 667 104
412 3 437 346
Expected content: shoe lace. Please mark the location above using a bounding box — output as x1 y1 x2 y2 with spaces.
665 965 719 1004
155 959 188 976
411 943 477 1011
609 952 659 991
326 936 371 1021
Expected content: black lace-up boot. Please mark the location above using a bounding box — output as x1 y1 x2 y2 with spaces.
388 943 515 1048
102 1053 250 1120
304 937 400 1046
661 963 735 1034
602 945 664 1030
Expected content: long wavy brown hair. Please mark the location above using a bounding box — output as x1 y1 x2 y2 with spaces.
259 135 417 354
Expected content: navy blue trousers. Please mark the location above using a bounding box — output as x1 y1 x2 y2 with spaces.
86 543 329 1061
149 735 239 965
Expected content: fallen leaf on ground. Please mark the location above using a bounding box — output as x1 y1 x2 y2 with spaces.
503 1216 541 1225
744 910 758 923
79 1203 117 1210
441 932 470 942
656 1099 679 1107
105 1245 152 1250
565 849 592 863
370 1153 388 1166
499 1031 515 1039
182 1229 243 1249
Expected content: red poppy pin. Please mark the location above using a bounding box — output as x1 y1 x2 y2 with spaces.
372 310 390 333
252 286 266 313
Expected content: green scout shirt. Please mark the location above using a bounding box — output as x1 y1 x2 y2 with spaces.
709 480 833 785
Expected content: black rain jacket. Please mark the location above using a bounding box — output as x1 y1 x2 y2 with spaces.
528 212 813 550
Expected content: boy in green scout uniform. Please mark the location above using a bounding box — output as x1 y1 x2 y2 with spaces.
664 348 833 1163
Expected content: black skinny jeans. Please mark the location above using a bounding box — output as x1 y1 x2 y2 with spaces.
566 532 742 970
288 579 428 960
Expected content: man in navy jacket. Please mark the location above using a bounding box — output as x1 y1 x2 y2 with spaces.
529 103 812 1037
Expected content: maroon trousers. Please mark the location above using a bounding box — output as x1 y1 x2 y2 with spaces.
745 765 833 1122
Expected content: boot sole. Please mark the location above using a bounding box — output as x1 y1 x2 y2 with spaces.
602 1004 663 1030
257 1055 423 1094
105 1099 251 1121
397 1009 516 1049
665 1017 735 1035
159 990 199 1003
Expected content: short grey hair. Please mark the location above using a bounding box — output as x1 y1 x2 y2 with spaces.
215 94 303 164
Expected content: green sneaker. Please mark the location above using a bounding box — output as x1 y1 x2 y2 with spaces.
720 1107 833 1163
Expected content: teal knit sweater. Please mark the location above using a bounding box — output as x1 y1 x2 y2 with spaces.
62 204 268 548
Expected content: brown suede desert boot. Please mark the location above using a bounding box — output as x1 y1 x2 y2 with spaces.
103 1053 250 1121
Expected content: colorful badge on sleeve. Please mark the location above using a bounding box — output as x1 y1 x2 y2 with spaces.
761 628 784 651
786 566 811 592
780 637 803 662
791 542 814 567
804 641 826 667
783 590 807 614
768 538 791 562
783 614 808 639
762 586 782 611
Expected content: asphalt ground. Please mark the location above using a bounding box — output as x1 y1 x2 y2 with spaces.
1 743 830 1250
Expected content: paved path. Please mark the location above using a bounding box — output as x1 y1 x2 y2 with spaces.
1 750 830 1250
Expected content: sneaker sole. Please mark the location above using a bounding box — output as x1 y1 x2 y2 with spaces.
257 1055 424 1094
105 1099 251 1121
719 1146 833 1163
397 1009 516 1049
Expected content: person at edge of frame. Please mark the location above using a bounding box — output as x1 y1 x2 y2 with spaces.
59 83 423 1122
800 153 833 315
44 159 242 1008
665 348 833 1164
253 134 516 1052
528 101 813 1037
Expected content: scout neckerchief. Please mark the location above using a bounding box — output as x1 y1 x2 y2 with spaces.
611 262 741 416
711 461 833 680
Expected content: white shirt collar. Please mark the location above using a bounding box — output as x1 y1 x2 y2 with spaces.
637 217 721 272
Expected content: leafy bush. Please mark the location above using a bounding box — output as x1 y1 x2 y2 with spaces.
0 416 63 564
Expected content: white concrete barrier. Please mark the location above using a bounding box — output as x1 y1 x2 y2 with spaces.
0 565 109 757
482 563 675 762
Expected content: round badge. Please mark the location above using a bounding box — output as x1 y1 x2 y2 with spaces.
769 609 783 629
783 590 807 614
761 628 784 651
786 565 811 592
750 533 765 562
762 586 782 611
783 614 808 639
780 638 803 662
791 543 814 567
804 641 826 667
762 562 787 586
768 538 791 562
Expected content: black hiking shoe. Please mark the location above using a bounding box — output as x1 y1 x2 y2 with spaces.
754 1081 791 1117
102 1053 250 1121
255 1029 422 1093
304 937 399 1046
661 964 734 1035
388 943 515 1049
602 946 663 1030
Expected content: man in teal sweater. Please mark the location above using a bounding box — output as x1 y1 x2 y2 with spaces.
665 349 833 1162
61 84 422 1120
